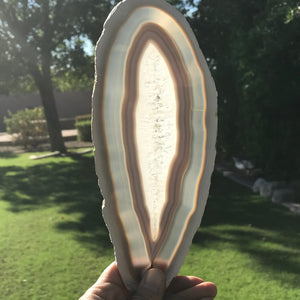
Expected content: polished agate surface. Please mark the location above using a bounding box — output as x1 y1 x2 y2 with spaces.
92 0 217 290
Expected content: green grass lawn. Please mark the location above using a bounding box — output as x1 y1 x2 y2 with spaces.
0 151 299 299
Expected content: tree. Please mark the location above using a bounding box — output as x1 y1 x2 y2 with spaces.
0 0 111 152
234 0 300 178
189 0 300 178
188 0 267 157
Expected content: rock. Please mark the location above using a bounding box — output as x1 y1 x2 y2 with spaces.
258 180 287 198
272 189 296 204
282 202 300 215
259 181 273 198
232 157 254 171
241 159 254 170
252 178 267 193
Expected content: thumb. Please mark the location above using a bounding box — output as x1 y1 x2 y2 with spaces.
132 268 166 300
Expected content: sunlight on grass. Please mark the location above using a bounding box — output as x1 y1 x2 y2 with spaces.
0 151 299 299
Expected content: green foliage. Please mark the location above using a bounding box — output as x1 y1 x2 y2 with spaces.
52 71 94 93
0 0 112 79
0 75 38 95
75 115 91 142
52 39 95 92
0 0 112 151
4 107 48 149
190 0 300 179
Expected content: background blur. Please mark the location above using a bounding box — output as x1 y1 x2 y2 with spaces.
1 0 299 177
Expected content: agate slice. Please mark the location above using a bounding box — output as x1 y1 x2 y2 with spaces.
92 0 217 290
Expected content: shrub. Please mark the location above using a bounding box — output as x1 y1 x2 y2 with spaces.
4 107 48 149
75 119 91 142
75 114 91 123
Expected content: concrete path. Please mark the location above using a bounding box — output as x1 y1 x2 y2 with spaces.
0 129 77 145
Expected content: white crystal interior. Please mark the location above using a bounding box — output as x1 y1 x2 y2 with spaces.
135 42 177 242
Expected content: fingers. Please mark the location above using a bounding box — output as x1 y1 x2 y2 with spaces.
167 276 204 294
165 280 217 300
80 262 128 300
96 262 127 291
80 263 217 300
132 268 166 300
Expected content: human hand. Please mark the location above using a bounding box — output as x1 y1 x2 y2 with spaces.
79 262 217 300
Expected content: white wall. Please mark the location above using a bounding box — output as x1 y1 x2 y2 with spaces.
0 91 91 131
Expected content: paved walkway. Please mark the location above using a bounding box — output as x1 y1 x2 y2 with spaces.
0 129 77 145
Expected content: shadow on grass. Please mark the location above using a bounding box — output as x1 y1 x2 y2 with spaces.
0 154 111 251
0 151 18 159
195 173 300 288
1 157 299 287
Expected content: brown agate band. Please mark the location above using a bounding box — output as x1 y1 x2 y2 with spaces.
122 23 191 261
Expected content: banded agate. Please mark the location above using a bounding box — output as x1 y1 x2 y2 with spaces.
92 0 217 290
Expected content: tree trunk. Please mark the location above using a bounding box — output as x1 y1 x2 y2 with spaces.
31 61 67 153
39 78 67 153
